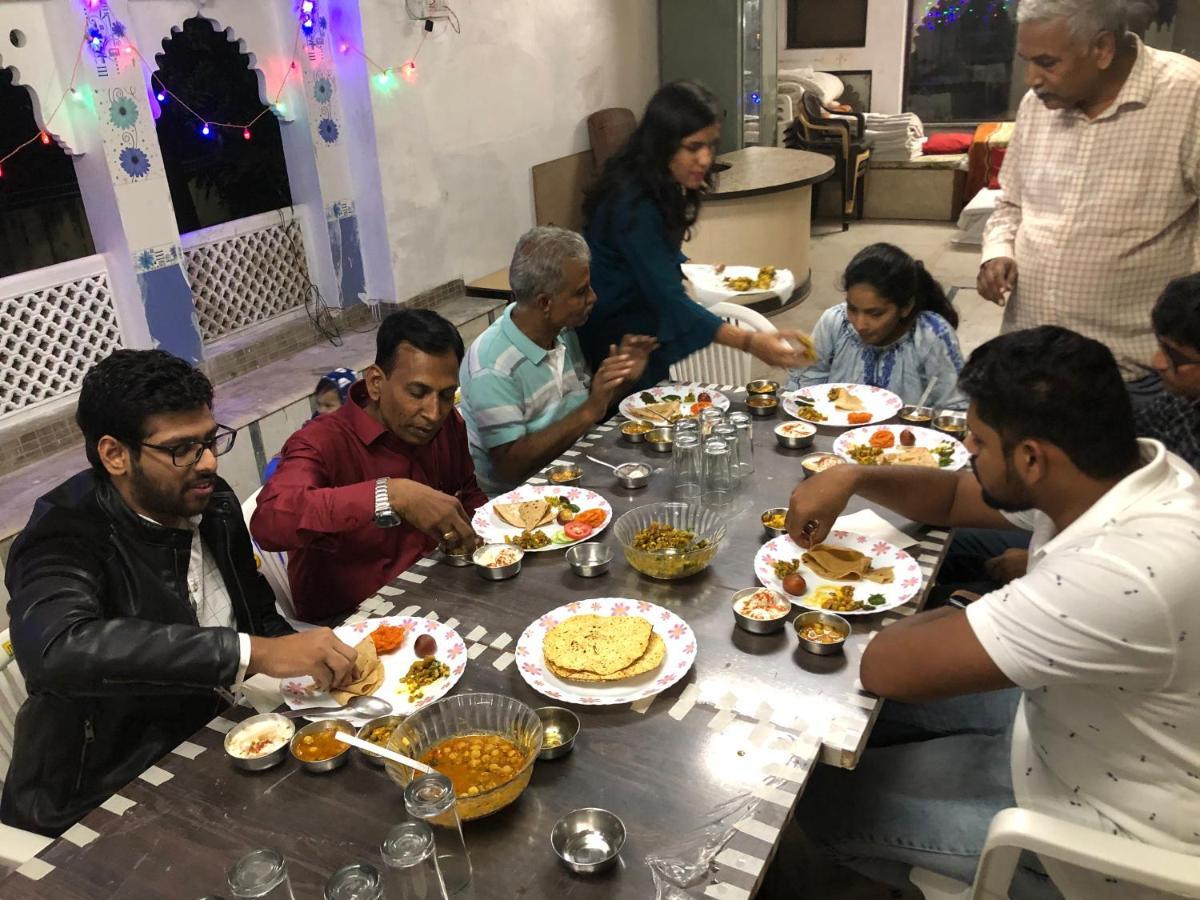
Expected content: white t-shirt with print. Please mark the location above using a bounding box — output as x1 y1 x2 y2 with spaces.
966 440 1200 896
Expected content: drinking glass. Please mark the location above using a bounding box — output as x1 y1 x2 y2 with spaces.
727 412 755 477
699 406 724 436
711 424 741 486
381 821 448 900
404 773 472 895
324 863 383 900
227 849 295 900
701 439 734 509
671 433 702 500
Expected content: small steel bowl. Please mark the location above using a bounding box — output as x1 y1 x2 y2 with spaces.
546 464 583 487
645 426 674 453
473 544 523 580
933 410 968 439
800 451 846 479
731 587 793 635
551 808 626 875
746 396 779 418
289 719 355 773
746 379 779 397
565 542 612 577
535 707 580 760
760 507 788 540
439 543 473 567
614 462 650 490
774 421 815 450
224 713 294 772
355 715 404 767
898 404 935 425
792 610 851 656
620 421 653 443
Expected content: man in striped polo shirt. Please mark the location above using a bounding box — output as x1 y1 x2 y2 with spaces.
459 227 656 495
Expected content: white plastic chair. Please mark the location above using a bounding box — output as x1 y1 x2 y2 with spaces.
911 807 1200 899
241 488 298 621
669 301 778 385
0 630 54 869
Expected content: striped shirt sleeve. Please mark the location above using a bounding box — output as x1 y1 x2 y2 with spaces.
460 368 527 450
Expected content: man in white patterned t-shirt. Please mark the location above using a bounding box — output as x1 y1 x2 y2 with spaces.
783 327 1200 897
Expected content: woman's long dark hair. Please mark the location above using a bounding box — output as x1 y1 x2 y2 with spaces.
841 243 958 328
583 81 721 247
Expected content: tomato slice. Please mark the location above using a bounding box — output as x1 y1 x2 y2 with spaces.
563 521 594 541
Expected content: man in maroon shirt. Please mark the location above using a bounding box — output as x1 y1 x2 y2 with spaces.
251 310 488 621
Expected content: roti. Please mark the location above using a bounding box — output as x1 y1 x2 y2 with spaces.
542 615 652 676
635 400 680 423
545 633 666 683
495 499 552 530
801 544 894 584
830 387 865 412
883 447 938 468
331 637 385 704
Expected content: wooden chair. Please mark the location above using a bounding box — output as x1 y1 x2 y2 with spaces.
0 630 53 869
241 488 298 622
669 302 778 385
911 807 1200 900
587 108 636 172
785 92 871 231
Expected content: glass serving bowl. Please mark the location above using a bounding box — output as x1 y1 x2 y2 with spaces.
385 693 543 820
612 501 727 580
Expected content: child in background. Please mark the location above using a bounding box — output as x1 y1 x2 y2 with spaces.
786 243 967 410
262 367 356 480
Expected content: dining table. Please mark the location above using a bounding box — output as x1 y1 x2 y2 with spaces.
0 382 954 900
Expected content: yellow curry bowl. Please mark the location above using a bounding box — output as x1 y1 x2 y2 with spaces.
385 693 543 821
613 502 727 581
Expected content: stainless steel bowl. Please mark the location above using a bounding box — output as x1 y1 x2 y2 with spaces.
792 610 851 655
473 544 523 580
731 587 792 635
774 421 816 449
760 507 788 540
800 452 847 479
565 542 612 577
551 808 626 874
746 396 779 418
224 713 294 772
439 543 473 567
645 426 674 453
898 404 935 425
620 421 653 443
746 379 779 397
546 464 583 487
355 715 404 767
289 719 354 773
614 462 650 490
933 410 968 439
535 706 580 760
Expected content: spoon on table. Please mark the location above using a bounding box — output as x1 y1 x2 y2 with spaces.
585 455 619 471
334 732 437 774
281 695 394 719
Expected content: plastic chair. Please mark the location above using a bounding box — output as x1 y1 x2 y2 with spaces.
785 91 871 231
0 631 54 869
241 488 297 621
669 302 778 386
911 807 1200 900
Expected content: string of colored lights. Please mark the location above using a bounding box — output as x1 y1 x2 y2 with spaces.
0 35 88 177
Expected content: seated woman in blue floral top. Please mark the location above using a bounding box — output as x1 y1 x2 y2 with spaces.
786 243 967 410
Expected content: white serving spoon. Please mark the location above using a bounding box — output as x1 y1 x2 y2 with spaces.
333 732 436 774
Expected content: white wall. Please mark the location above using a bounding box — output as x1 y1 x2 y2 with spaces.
777 0 908 114
359 0 658 297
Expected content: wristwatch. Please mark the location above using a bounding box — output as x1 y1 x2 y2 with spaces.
373 477 402 528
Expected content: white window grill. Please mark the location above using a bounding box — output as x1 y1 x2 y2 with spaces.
0 255 122 419
181 209 311 343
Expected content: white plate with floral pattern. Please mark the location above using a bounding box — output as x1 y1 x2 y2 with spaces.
833 425 969 471
781 382 902 428
280 616 467 715
472 484 613 551
514 597 697 705
754 532 922 615
619 384 731 423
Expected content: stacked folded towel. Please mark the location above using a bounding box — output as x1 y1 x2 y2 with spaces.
861 112 925 161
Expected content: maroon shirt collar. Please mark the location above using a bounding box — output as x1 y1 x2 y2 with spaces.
340 380 395 447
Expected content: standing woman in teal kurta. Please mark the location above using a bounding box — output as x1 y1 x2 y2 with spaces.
578 81 812 390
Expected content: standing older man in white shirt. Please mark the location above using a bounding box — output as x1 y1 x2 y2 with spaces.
782 326 1200 899
979 0 1200 409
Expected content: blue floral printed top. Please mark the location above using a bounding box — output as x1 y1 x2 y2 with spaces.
786 304 967 410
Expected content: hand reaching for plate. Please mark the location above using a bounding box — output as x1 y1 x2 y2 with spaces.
747 330 817 369
785 465 855 548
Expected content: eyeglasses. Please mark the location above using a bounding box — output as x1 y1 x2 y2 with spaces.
138 425 237 467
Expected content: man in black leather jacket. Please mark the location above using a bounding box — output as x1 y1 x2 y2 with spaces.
2 350 360 836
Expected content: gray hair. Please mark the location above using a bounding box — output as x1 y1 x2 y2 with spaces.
508 226 590 305
1017 0 1129 41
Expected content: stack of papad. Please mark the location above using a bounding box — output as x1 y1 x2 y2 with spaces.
494 498 555 530
331 637 385 703
801 544 894 584
543 615 665 683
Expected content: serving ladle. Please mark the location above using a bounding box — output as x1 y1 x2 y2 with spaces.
281 695 394 719
333 732 436 775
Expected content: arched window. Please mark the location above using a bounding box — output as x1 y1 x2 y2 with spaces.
0 67 96 277
154 16 292 234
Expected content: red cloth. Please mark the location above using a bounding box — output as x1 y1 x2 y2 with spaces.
922 132 973 154
986 147 1008 189
251 381 488 622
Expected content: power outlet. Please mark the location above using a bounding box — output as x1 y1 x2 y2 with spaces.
418 0 452 18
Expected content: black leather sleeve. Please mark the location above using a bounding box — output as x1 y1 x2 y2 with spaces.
7 535 242 696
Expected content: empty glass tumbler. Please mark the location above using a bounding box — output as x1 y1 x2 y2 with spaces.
404 773 472 895
701 438 734 509
324 863 383 900
381 821 448 900
671 432 702 500
226 849 295 900
727 412 755 477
